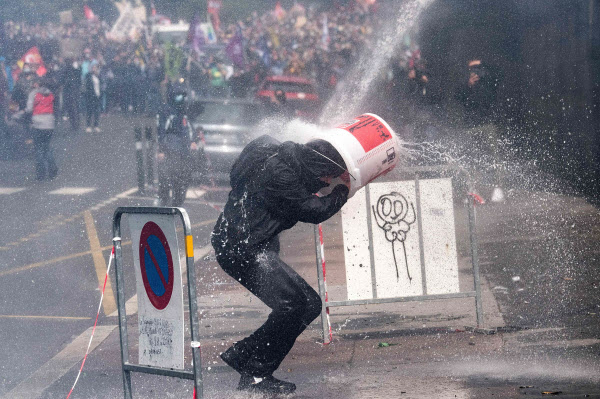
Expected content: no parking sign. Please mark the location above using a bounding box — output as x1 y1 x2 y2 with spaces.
129 214 184 370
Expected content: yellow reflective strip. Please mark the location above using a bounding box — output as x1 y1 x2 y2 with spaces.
186 235 194 258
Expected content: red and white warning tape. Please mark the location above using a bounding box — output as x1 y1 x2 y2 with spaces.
66 247 114 399
318 224 333 345
468 192 485 205
64 247 199 399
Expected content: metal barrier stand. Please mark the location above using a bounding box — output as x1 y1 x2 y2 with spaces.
113 206 202 399
315 165 484 341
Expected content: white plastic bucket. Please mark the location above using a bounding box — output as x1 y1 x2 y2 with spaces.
310 113 401 197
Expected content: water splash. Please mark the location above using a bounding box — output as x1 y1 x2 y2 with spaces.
320 0 435 126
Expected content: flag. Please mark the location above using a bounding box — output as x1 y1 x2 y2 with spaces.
187 13 206 53
18 47 46 77
201 21 217 44
207 0 222 31
274 2 286 20
225 25 245 68
83 5 96 21
187 13 200 44
109 1 147 42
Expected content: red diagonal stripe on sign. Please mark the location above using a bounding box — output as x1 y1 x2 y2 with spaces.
143 242 168 292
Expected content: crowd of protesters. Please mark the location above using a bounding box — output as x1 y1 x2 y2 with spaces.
0 1 426 128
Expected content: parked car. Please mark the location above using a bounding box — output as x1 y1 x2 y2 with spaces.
255 75 320 121
190 98 267 184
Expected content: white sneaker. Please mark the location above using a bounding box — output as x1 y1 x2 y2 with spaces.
491 186 506 203
94 127 101 133
85 127 92 133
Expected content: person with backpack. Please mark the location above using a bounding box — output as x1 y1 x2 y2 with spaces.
25 77 58 180
156 83 197 206
211 135 350 394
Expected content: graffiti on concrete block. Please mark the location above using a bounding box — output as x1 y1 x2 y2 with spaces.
372 192 416 281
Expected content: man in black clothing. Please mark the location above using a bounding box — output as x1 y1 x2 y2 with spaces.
156 84 196 206
61 59 81 131
458 59 505 202
212 135 350 394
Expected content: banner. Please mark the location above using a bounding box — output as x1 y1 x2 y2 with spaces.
109 0 147 42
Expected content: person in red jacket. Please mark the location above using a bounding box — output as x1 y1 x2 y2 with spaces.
26 77 58 180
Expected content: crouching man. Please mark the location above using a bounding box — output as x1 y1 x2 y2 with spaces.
212 135 350 394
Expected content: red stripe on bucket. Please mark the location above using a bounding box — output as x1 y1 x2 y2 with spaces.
337 114 393 153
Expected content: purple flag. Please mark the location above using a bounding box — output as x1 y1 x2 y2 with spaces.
225 26 245 68
187 13 205 54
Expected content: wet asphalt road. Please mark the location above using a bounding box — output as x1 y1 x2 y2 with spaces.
0 114 222 397
0 113 599 398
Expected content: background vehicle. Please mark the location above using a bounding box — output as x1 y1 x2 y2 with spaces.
255 75 320 121
190 98 267 184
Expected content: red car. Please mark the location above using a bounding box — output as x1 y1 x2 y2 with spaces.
255 75 320 121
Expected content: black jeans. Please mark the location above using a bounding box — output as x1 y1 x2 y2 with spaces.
86 96 101 127
32 129 58 179
212 233 322 377
157 149 192 207
63 89 80 130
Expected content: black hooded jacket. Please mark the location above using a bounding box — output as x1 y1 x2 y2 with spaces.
213 135 349 250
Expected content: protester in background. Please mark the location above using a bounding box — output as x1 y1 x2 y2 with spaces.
61 58 81 131
458 59 505 202
266 88 294 119
146 55 164 115
212 135 350 394
25 77 57 180
156 83 197 206
12 71 35 111
227 68 253 98
208 59 227 97
84 63 102 132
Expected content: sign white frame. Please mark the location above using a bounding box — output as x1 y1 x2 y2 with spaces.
113 207 203 399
